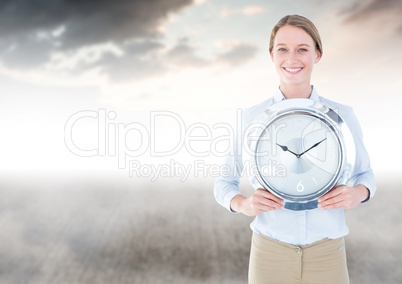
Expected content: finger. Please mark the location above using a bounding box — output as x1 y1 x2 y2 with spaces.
258 195 283 209
320 199 344 210
260 197 284 210
258 198 283 210
258 189 284 204
319 186 343 202
319 194 344 208
256 203 277 212
252 191 282 210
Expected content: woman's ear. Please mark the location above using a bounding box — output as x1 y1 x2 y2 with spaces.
315 51 322 63
270 50 274 61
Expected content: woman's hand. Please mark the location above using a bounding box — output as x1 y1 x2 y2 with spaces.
230 189 284 216
318 184 369 210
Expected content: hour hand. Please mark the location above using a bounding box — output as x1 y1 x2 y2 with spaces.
276 143 299 157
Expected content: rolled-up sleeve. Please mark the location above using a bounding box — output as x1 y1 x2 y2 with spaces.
214 149 243 212
214 107 251 212
346 109 377 201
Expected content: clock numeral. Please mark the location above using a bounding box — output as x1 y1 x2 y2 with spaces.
329 148 336 160
296 180 304 192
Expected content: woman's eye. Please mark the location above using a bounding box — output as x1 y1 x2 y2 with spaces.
299 48 308 52
278 48 287 52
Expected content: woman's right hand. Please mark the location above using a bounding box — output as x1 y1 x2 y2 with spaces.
230 189 284 216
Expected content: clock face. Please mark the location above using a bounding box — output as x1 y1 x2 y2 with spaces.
254 111 343 201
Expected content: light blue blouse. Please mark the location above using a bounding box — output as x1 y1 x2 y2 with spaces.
214 86 376 246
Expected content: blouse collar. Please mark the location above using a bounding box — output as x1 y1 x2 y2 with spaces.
273 86 319 103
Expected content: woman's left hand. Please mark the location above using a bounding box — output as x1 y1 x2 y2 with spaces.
318 184 369 210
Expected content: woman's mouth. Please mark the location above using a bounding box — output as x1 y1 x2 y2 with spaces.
283 67 303 74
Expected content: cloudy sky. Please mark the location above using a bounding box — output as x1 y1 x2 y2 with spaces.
1 0 401 178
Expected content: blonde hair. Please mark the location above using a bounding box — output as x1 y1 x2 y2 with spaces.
269 15 323 56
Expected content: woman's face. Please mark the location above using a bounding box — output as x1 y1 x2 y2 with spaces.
271 25 321 87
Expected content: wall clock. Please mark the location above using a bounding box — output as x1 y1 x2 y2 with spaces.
246 99 355 210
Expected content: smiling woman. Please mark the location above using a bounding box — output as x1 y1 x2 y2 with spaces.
269 15 323 99
214 14 376 284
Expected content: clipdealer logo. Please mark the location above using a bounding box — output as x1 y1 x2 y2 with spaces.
64 109 242 179
64 109 288 180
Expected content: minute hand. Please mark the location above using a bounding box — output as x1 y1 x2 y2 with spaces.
298 138 327 157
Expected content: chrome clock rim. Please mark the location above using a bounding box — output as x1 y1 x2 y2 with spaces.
246 99 356 208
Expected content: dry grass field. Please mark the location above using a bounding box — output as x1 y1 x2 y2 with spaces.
0 173 400 284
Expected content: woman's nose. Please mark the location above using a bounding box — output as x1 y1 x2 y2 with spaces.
286 51 299 64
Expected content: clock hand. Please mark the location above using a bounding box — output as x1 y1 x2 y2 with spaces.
298 138 327 157
276 143 299 157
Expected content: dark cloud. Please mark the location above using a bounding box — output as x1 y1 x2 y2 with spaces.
94 39 168 82
397 25 402 35
0 34 54 68
0 0 193 71
341 0 402 35
59 38 166 79
0 0 259 81
0 0 193 48
95 38 258 82
343 0 401 17
166 37 210 68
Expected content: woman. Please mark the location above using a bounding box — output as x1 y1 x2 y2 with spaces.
214 15 376 284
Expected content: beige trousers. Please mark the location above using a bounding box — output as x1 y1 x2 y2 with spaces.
248 233 349 284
